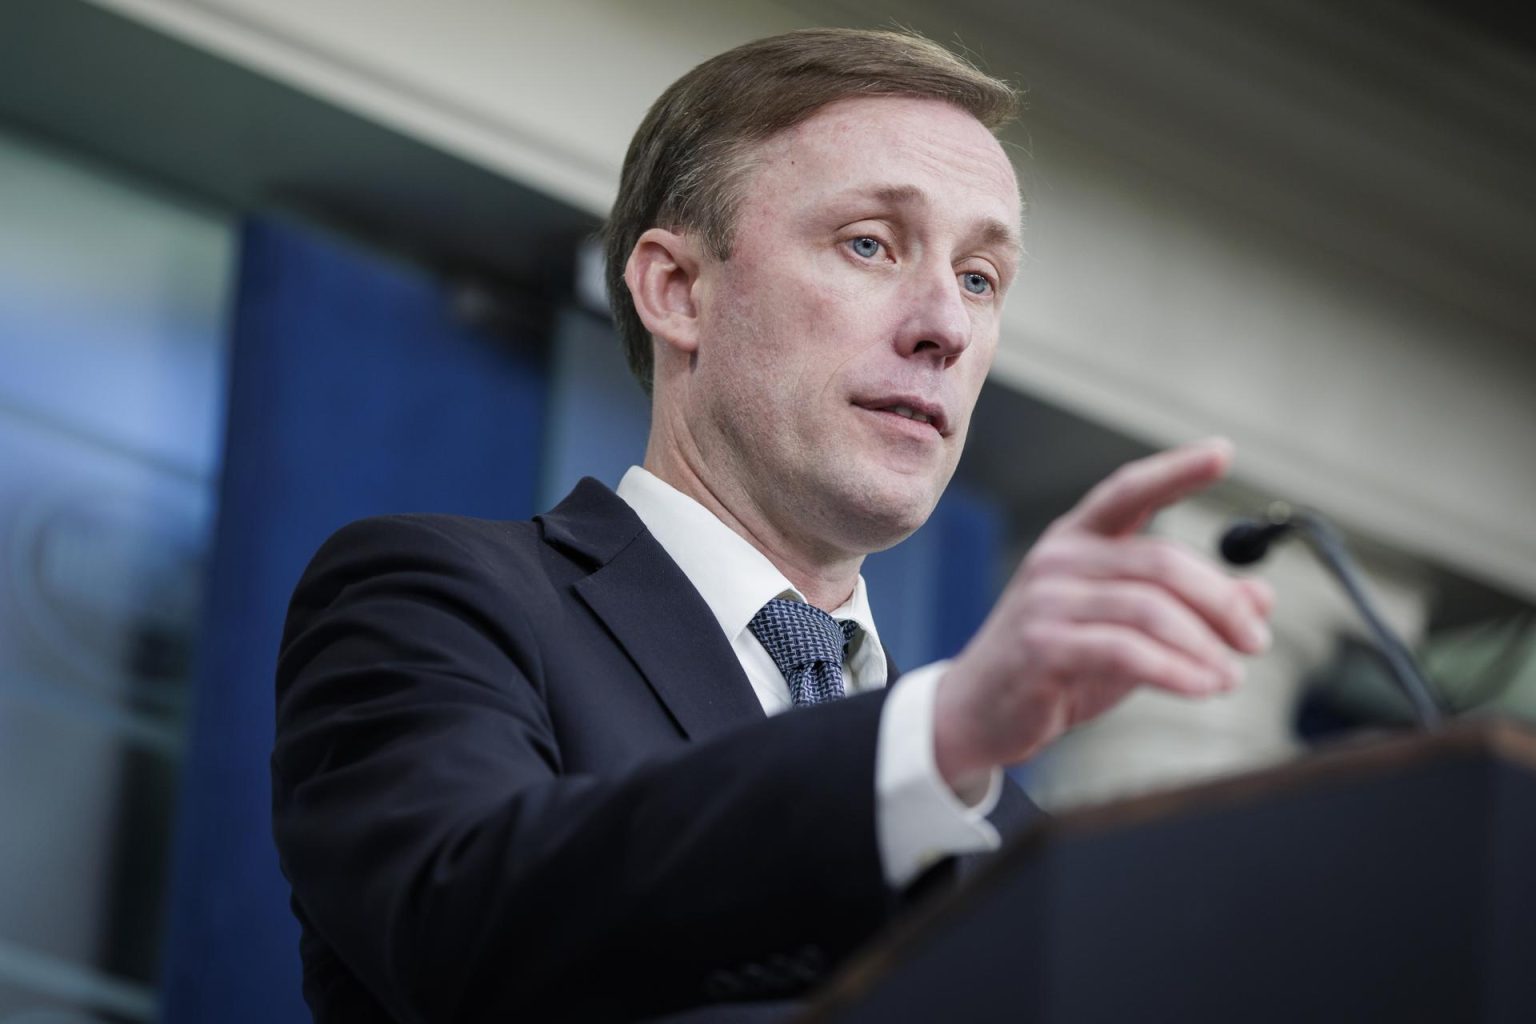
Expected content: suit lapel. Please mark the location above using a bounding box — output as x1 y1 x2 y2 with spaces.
540 478 765 742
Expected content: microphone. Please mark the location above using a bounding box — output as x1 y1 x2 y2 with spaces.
1218 503 1445 730
1219 517 1295 566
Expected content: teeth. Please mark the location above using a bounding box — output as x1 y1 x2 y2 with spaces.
888 405 932 424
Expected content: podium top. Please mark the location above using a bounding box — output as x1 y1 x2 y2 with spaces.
1044 716 1536 843
807 717 1536 1024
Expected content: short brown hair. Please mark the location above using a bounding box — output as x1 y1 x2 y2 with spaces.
603 28 1018 394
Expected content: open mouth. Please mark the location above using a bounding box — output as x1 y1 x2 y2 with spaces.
884 404 934 426
856 398 947 436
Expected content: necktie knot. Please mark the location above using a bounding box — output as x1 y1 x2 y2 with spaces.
748 598 859 707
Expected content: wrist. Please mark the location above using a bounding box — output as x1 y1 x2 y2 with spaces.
932 666 994 800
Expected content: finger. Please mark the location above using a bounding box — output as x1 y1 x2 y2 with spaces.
1239 576 1275 618
1061 438 1234 538
1038 577 1243 683
1049 622 1237 699
1033 535 1271 655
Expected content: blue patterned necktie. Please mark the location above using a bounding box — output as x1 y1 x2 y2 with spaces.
748 598 860 707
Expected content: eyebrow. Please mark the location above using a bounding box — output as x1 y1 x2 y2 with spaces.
835 183 1023 256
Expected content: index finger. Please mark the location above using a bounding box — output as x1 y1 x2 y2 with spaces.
1062 438 1234 538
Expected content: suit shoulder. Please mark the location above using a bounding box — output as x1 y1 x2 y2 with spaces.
314 511 540 561
293 512 553 605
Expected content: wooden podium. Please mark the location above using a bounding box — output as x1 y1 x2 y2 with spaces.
806 721 1536 1023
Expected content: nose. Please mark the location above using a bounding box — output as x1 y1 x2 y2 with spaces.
895 261 972 366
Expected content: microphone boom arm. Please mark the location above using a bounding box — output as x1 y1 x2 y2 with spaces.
1220 506 1446 730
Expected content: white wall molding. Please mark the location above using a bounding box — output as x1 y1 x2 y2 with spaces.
70 0 1536 599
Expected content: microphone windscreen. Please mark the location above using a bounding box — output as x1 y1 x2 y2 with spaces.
1219 520 1290 566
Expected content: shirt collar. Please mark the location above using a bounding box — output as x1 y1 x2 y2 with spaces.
616 467 886 681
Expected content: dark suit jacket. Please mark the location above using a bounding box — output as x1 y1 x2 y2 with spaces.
272 478 1034 1023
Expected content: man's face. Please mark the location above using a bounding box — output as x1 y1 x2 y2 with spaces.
685 95 1021 556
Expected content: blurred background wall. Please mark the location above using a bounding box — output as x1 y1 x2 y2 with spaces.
0 0 1531 1020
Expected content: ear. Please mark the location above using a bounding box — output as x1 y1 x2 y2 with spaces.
624 228 705 357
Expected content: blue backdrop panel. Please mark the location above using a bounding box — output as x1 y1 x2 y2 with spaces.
862 480 1005 672
159 217 547 1023
930 482 1007 659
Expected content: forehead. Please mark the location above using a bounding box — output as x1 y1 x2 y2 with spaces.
741 95 1021 236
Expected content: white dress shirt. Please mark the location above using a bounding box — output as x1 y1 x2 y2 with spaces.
616 466 1001 887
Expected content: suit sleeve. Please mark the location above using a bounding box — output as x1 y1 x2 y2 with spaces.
271 515 894 1022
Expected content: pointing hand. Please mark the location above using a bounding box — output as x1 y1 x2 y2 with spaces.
933 439 1274 794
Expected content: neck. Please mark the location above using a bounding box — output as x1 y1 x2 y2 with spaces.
643 438 863 613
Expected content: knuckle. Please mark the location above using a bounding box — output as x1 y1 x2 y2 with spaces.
1076 473 1126 516
1131 592 1176 638
1023 535 1084 579
1102 460 1140 492
1029 575 1083 609
1094 580 1161 636
1024 623 1082 675
1203 579 1250 630
1143 539 1187 579
1021 620 1070 654
1098 636 1147 679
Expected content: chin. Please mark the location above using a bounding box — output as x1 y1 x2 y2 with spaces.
820 468 944 553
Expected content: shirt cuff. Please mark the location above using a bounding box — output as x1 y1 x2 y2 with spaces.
875 659 1002 888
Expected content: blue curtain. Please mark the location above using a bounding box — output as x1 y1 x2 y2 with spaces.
158 217 548 1022
862 482 1006 672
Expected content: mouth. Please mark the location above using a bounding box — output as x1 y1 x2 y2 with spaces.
854 397 949 437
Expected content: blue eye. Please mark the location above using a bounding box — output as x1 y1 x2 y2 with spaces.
962 272 992 296
849 236 882 259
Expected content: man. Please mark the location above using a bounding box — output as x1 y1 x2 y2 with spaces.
272 28 1273 1023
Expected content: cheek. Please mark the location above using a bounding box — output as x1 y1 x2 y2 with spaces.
708 244 893 413
716 269 837 371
